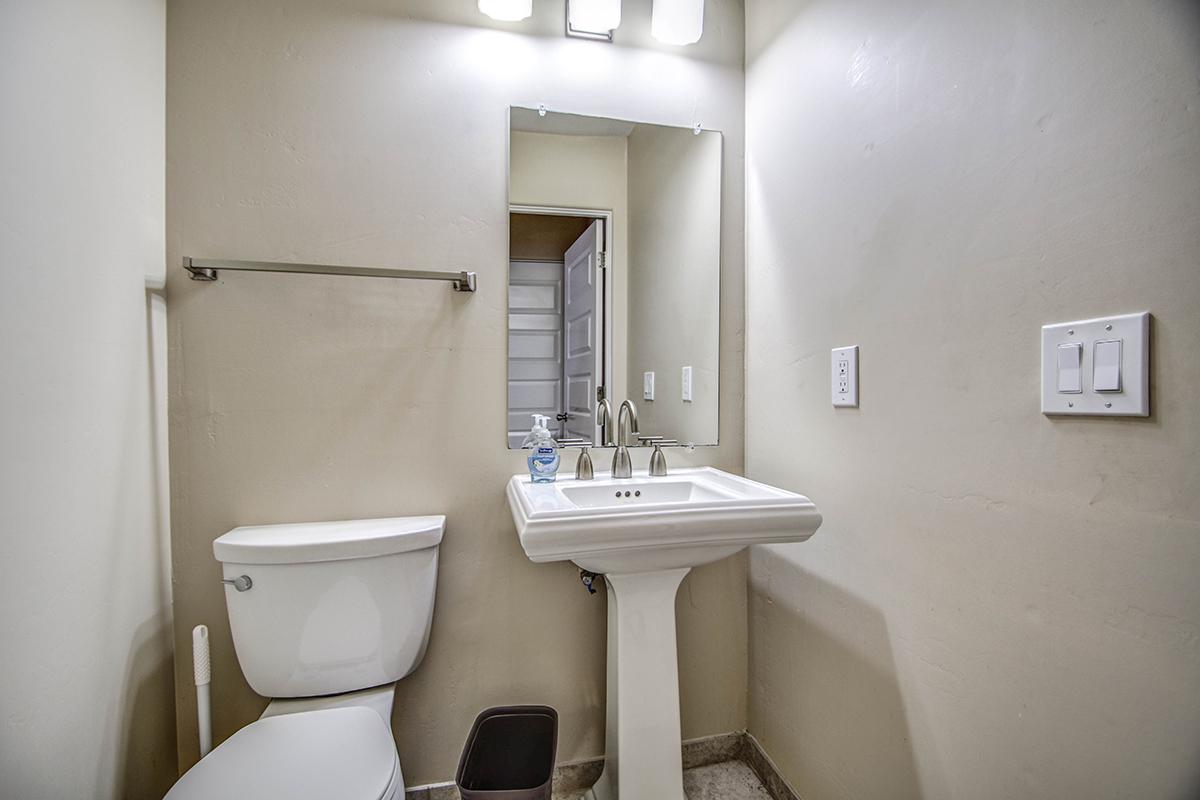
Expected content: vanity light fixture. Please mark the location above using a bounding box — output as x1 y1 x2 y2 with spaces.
478 0 532 22
651 0 704 45
567 0 621 41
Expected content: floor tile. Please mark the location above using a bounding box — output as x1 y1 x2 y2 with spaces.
549 759 774 800
682 760 774 800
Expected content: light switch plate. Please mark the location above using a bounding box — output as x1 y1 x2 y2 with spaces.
681 366 693 402
832 345 858 407
1041 312 1149 416
643 371 655 401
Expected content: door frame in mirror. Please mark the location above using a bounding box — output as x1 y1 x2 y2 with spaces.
509 204 615 449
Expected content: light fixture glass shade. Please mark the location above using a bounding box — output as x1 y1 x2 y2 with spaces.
651 0 703 45
569 0 622 33
478 0 533 22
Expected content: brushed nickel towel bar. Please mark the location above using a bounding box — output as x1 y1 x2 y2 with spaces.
182 257 477 293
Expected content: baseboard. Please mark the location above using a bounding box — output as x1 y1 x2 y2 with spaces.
405 730 798 800
739 731 801 800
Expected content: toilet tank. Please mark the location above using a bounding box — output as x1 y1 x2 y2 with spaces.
213 516 444 698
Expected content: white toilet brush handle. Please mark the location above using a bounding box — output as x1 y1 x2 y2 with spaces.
193 625 212 758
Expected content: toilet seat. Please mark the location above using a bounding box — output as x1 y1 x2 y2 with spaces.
165 707 401 800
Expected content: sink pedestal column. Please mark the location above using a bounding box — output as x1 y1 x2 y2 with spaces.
588 567 690 800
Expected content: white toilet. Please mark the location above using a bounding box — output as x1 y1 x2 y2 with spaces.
165 515 445 800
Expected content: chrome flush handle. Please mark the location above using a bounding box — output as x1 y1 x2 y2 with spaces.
221 575 253 592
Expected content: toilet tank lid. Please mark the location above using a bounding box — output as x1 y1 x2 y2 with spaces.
213 515 445 565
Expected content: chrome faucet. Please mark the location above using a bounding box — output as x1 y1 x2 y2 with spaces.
611 400 640 478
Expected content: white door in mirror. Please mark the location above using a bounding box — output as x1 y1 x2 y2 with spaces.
832 346 858 407
1041 312 1148 416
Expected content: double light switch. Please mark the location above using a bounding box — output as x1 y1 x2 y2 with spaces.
1042 312 1148 416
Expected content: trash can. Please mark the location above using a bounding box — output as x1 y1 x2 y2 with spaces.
455 705 558 800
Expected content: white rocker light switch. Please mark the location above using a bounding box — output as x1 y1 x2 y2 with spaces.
1093 340 1122 392
1056 343 1082 393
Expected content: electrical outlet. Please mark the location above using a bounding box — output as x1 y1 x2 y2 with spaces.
643 371 655 401
832 346 858 407
681 366 693 402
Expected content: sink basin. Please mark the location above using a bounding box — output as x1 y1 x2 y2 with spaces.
560 477 730 508
506 467 821 574
506 466 821 800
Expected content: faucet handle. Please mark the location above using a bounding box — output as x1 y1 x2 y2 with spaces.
574 445 595 480
648 442 669 477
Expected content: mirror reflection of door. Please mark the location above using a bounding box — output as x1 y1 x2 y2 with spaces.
507 212 605 448
562 220 603 442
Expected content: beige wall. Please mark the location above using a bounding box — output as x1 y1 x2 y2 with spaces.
510 130 631 410
745 1 1200 798
628 125 722 445
167 0 746 785
0 1 175 798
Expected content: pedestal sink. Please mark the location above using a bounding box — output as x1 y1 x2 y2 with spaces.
506 467 822 800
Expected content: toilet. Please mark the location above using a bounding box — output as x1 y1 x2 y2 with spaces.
165 515 445 800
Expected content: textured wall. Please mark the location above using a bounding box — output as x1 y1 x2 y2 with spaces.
0 1 175 797
745 0 1200 797
167 0 746 785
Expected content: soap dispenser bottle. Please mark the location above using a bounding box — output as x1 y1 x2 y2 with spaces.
522 414 561 483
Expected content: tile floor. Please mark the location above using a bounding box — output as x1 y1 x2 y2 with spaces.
551 760 773 800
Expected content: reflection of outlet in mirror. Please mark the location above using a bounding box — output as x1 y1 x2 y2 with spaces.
832 346 858 407
681 366 693 402
643 371 655 401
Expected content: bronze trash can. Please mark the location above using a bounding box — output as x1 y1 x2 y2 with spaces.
455 705 558 800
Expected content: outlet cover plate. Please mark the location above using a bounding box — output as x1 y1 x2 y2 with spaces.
832 346 858 407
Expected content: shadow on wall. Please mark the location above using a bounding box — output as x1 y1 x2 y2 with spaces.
117 616 178 800
115 291 177 799
749 545 922 800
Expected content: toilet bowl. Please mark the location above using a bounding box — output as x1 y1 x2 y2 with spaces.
166 705 403 799
165 515 445 800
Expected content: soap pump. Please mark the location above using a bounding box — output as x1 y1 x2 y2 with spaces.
521 414 561 483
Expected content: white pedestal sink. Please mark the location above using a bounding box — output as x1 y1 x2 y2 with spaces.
506 467 822 800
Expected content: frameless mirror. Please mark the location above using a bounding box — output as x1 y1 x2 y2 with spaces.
506 108 722 450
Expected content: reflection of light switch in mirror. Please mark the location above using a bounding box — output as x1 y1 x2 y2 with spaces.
1056 343 1082 393
681 366 693 402
643 371 655 401
1093 340 1121 392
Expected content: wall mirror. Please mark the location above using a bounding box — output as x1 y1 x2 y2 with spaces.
507 107 722 450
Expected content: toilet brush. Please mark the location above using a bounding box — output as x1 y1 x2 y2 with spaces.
193 625 212 758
